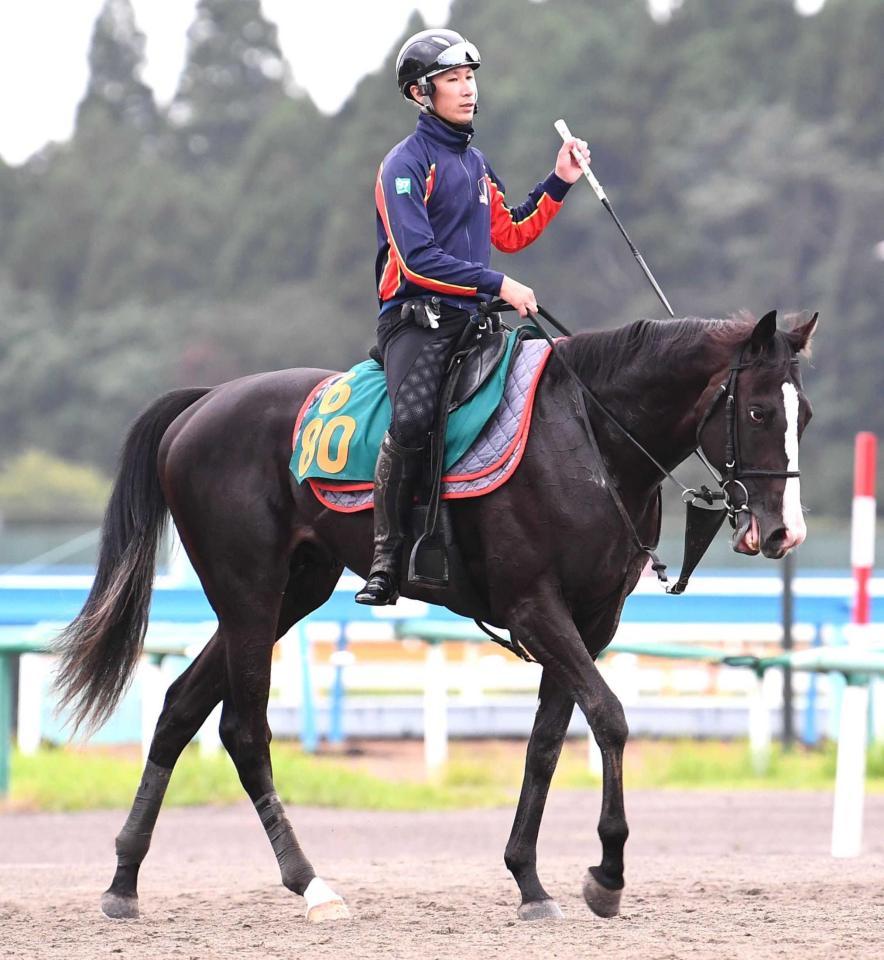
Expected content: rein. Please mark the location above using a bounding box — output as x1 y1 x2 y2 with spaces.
477 301 800 594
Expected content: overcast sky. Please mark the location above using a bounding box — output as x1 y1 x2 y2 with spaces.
0 0 826 166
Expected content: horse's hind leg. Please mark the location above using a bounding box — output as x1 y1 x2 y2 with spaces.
219 554 349 923
101 633 227 919
504 668 574 920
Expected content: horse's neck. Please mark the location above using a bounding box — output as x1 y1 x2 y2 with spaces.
563 319 744 479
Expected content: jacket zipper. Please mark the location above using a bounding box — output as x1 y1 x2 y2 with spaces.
458 154 473 262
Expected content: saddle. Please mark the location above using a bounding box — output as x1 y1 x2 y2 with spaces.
368 323 508 411
369 310 512 594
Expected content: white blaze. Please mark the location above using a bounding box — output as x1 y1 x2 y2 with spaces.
781 383 806 542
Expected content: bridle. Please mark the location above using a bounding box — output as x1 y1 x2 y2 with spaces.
693 344 802 525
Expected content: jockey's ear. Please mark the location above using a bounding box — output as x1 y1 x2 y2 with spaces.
787 311 819 358
750 310 777 351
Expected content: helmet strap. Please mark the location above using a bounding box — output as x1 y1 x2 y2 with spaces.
411 78 478 120
414 77 436 114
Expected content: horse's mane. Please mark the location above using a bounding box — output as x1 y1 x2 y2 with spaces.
558 316 755 388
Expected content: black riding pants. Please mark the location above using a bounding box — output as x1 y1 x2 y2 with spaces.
376 307 470 449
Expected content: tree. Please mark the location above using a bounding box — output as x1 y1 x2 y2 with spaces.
75 0 159 140
5 147 103 304
214 96 331 290
1 0 882 515
169 0 293 166
79 158 223 308
0 158 21 262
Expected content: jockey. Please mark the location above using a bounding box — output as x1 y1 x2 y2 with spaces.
355 27 590 605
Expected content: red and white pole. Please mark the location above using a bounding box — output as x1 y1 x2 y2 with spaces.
851 432 877 624
832 432 877 857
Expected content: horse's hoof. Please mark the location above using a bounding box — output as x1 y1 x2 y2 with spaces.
517 899 564 921
583 869 622 918
306 899 351 923
101 891 139 919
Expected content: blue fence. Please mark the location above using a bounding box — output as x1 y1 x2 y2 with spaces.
1 571 881 628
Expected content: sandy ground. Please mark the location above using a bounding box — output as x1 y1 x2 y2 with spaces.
1 789 882 960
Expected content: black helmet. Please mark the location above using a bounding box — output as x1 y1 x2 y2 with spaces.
396 28 481 102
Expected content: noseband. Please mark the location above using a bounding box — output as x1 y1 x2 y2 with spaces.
694 345 802 523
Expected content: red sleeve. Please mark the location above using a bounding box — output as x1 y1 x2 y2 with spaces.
486 170 570 254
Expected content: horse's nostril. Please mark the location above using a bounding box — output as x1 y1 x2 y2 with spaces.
766 527 788 546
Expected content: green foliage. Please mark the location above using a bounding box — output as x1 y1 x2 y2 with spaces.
0 0 881 512
75 0 159 139
7 739 883 812
0 449 110 522
6 745 509 812
168 0 292 167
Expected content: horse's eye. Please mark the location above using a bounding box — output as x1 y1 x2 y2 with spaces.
749 408 765 424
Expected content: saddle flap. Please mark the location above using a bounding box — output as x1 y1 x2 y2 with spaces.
368 329 510 413
449 328 508 411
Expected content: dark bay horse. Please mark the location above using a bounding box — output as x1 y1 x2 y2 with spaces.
55 310 817 923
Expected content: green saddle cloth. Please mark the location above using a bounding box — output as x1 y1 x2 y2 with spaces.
292 331 518 484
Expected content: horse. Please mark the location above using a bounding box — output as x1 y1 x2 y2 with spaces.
54 308 817 923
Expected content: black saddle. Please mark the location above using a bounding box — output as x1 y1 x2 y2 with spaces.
368 324 507 412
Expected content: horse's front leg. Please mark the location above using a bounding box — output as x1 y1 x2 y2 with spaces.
510 594 629 919
504 669 574 920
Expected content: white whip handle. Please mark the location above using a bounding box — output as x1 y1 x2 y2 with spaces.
554 118 606 202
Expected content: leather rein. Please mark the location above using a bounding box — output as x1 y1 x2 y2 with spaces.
477 300 801 594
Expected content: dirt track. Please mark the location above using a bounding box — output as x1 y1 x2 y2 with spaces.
1 790 882 960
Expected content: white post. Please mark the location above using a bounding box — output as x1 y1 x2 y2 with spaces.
607 653 640 706
831 682 869 858
748 672 772 775
459 642 483 705
276 628 301 707
16 653 47 755
198 702 223 756
423 642 448 776
140 657 166 764
872 678 884 744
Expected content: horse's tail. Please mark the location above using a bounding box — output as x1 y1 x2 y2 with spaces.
54 387 211 734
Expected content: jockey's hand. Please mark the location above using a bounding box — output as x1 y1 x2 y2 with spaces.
555 137 591 185
499 276 538 318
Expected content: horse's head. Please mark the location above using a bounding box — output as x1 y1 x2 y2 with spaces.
699 310 818 560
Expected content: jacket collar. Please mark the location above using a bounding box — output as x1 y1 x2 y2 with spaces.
416 112 474 152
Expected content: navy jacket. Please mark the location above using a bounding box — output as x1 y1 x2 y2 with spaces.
375 113 571 317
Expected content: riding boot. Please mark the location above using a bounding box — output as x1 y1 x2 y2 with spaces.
355 432 422 605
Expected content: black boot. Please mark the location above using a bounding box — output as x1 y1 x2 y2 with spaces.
355 432 422 605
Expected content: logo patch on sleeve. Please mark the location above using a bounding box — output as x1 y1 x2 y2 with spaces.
395 177 412 195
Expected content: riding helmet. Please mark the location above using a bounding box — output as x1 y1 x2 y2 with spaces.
395 28 481 101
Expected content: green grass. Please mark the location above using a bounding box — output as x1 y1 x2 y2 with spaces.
5 738 883 813
5 744 511 813
555 738 884 792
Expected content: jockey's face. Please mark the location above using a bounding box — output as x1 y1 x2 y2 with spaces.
411 66 477 124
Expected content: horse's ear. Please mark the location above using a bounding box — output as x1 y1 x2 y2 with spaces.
787 311 819 358
750 310 777 350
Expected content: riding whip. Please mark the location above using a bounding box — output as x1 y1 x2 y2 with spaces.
555 118 675 317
